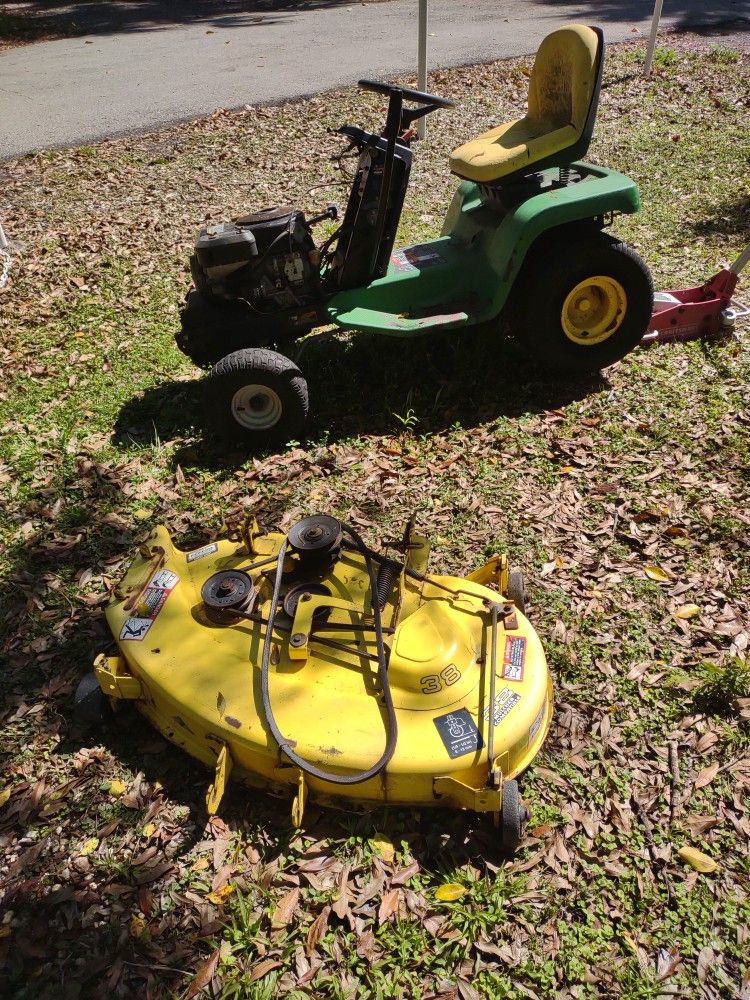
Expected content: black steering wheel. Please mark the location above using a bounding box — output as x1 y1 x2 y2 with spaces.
358 79 454 109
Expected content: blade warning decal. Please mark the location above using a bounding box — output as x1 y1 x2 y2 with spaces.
502 635 526 681
120 570 179 641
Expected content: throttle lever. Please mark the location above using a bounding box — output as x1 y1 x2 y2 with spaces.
307 204 338 227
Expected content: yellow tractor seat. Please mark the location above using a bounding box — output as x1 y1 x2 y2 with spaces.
449 24 604 185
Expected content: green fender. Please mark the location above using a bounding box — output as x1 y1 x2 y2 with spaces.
327 162 641 336
442 163 641 317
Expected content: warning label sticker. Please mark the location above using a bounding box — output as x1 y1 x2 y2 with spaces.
390 244 446 273
120 617 153 641
502 635 526 682
150 569 179 590
186 543 218 563
433 709 484 759
483 687 521 727
120 569 179 641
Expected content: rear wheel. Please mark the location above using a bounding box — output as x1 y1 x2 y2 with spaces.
499 778 524 855
205 348 309 448
74 672 112 727
507 232 653 374
505 568 526 615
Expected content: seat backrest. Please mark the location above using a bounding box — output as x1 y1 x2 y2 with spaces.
528 24 603 151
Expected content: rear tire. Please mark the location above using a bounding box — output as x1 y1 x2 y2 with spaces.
499 779 524 855
74 672 112 727
505 568 526 615
506 232 653 374
205 348 309 448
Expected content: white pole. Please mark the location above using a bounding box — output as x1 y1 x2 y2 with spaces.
644 0 665 76
417 0 428 139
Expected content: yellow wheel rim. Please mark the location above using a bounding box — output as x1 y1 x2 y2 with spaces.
561 275 628 346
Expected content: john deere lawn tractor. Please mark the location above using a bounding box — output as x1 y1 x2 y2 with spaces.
78 514 552 852
176 23 653 447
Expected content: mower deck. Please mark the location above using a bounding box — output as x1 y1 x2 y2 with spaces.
92 517 552 827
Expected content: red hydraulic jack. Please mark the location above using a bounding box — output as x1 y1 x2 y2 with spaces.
643 242 750 345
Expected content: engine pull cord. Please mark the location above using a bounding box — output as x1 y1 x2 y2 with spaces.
259 523 398 785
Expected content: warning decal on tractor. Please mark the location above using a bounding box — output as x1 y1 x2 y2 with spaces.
433 709 484 759
390 245 446 273
502 635 526 682
120 570 179 641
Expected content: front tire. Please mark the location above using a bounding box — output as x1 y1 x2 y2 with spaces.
507 233 653 374
205 348 309 448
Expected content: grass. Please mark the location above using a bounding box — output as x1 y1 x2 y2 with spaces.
0 30 749 1000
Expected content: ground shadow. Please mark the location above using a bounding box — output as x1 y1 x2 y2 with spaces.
0 0 387 44
685 191 750 243
114 325 607 467
533 0 748 31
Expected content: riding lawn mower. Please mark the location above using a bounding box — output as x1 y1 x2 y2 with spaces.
177 24 658 448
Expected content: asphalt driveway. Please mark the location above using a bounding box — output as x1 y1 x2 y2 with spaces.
0 0 746 159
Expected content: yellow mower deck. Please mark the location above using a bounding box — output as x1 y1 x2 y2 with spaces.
95 518 552 825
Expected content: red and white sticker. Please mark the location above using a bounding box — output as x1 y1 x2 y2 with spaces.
502 635 526 681
120 569 179 641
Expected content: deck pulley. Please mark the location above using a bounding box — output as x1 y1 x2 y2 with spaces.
287 515 343 566
283 582 332 619
201 570 257 622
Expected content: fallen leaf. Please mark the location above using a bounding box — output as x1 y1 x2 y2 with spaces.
192 857 210 873
306 905 331 957
207 883 234 905
693 763 720 789
434 882 466 902
185 948 220 998
677 847 718 873
697 945 715 983
370 831 395 863
271 887 299 928
656 946 682 980
330 865 351 920
391 860 420 886
378 888 400 924
645 565 673 583
249 958 282 983
0 788 11 808
80 837 99 856
675 603 700 619
129 915 147 939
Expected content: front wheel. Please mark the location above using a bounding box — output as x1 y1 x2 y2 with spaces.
506 233 653 374
498 778 525 855
205 348 309 448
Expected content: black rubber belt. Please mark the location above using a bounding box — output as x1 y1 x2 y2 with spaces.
259 523 398 785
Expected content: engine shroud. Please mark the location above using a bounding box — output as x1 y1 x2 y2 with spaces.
179 207 322 366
